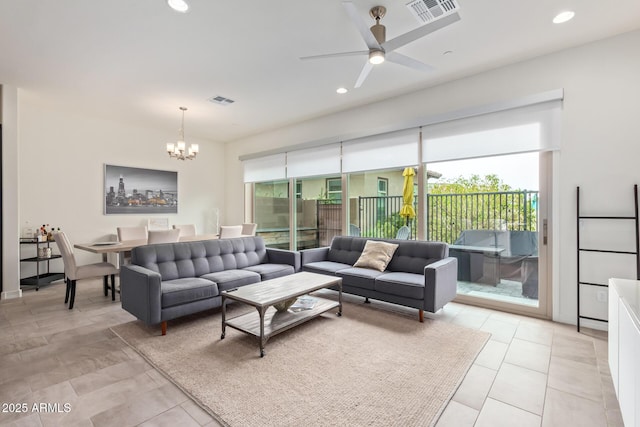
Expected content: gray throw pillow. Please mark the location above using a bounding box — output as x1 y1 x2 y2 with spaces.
353 240 399 272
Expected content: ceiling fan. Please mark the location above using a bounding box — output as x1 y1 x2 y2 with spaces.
300 1 461 88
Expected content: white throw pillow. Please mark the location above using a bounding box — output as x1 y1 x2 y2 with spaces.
353 240 399 272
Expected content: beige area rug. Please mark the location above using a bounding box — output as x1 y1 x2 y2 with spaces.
111 301 489 427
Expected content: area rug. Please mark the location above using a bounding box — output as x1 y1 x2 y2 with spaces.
111 301 489 427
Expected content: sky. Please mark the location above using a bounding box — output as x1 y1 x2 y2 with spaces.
428 152 539 191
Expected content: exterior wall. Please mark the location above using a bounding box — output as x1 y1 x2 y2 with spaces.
224 30 640 326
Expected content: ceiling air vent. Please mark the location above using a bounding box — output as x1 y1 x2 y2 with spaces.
208 95 235 106
405 0 459 24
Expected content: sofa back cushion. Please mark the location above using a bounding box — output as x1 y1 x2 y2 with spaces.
327 236 448 275
131 236 268 281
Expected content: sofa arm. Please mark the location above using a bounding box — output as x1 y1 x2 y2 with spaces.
423 257 458 313
266 248 301 272
120 265 163 325
300 247 330 266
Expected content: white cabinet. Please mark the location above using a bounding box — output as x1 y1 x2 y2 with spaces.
609 278 640 427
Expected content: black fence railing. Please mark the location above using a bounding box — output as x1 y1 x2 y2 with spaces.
357 196 417 239
353 191 538 243
426 191 538 244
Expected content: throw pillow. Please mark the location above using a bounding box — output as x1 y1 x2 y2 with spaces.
353 240 399 272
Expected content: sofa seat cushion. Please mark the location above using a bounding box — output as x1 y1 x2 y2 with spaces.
161 278 219 308
243 264 295 281
375 272 425 300
336 267 385 290
303 261 351 276
200 270 261 292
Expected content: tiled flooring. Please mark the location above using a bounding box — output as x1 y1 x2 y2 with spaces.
0 280 622 426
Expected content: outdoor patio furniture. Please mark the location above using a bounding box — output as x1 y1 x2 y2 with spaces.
395 226 411 240
450 230 510 285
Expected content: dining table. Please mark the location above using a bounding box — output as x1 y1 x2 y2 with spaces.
74 233 220 265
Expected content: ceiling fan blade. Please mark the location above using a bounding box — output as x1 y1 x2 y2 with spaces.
386 52 434 73
354 62 374 88
342 1 381 50
299 50 368 61
381 12 460 52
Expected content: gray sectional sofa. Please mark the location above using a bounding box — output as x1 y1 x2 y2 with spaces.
300 236 458 322
120 236 300 335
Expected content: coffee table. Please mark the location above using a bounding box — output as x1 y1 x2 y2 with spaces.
220 272 342 357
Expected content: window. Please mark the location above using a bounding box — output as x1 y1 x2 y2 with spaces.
295 181 302 199
377 178 389 220
326 178 342 202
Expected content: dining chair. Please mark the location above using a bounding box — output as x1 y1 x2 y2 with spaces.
219 225 243 239
173 224 197 237
117 226 148 241
241 223 257 236
117 226 148 265
53 231 119 309
147 229 181 244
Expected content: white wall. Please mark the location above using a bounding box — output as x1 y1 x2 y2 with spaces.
1 85 21 299
17 91 226 272
224 30 640 325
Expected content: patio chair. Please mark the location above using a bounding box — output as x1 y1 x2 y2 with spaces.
349 224 361 237
395 226 410 240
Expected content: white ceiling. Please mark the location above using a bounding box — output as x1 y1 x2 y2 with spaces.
1 0 639 143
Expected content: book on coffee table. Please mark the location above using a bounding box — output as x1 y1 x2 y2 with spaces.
290 296 317 312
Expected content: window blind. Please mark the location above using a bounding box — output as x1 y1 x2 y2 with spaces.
286 144 341 178
342 128 419 173
243 153 286 183
422 100 561 163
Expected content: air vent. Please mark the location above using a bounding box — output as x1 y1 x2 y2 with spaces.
208 95 235 106
405 0 459 24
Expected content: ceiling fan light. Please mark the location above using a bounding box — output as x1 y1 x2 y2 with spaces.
369 50 385 65
167 0 189 13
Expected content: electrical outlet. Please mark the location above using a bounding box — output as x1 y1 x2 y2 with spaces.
597 290 607 302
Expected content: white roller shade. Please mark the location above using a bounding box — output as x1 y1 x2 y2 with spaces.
342 128 419 173
243 153 286 183
422 100 561 163
286 144 341 178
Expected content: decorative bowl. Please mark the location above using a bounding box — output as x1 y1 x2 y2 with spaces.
273 297 297 313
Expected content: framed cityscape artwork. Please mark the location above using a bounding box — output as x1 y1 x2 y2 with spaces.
104 164 178 215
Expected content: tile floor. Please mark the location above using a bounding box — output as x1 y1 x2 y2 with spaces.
0 280 622 426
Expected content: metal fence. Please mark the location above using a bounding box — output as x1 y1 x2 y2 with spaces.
353 191 538 243
426 191 538 244
357 196 417 239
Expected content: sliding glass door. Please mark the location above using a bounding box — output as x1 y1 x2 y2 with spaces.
424 152 549 315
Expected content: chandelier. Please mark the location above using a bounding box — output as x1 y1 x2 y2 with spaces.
166 107 199 160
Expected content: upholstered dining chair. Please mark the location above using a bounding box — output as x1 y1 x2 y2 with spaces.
117 226 148 265
241 223 257 236
117 226 147 241
53 231 119 309
173 224 197 237
219 225 243 239
147 229 181 244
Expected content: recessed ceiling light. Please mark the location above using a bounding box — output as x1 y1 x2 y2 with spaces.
167 0 189 13
336 87 348 94
553 11 575 24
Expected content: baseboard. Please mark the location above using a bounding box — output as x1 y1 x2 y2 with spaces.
1 289 23 300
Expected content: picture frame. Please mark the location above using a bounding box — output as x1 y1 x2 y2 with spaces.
104 164 178 215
